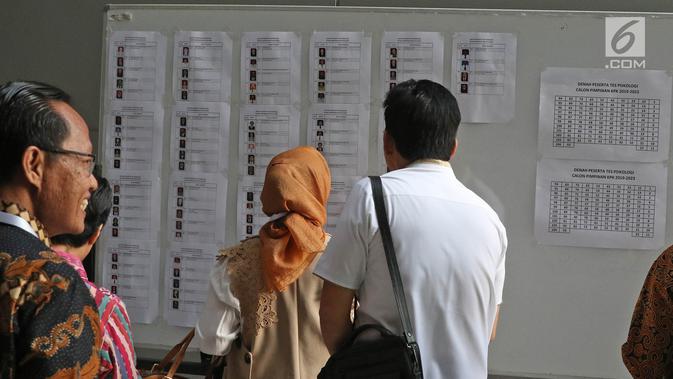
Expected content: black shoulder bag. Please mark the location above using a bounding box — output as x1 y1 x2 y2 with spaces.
318 176 423 379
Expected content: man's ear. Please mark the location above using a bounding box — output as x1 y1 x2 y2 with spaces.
88 225 104 246
23 146 46 189
450 139 459 159
383 130 394 156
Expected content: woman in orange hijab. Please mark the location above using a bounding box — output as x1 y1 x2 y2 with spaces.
197 146 331 379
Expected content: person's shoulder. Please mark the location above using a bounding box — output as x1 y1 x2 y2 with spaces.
0 246 86 289
0 223 53 258
219 237 260 256
0 247 101 376
352 176 373 193
649 245 673 279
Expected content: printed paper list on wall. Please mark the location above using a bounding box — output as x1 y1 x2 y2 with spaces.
103 102 164 173
166 173 227 246
534 159 667 250
380 32 444 98
173 31 232 103
451 32 517 123
240 32 302 105
238 105 300 179
237 177 268 241
535 68 671 250
538 67 672 162
107 31 166 102
164 243 218 327
99 173 162 323
99 240 160 324
309 32 371 104
307 104 370 177
169 103 230 173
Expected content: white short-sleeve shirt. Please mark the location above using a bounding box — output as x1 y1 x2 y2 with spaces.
315 162 507 379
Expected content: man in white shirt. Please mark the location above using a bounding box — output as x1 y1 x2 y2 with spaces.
315 79 507 379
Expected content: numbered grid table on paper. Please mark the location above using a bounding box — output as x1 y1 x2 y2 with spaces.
548 181 655 238
553 96 660 151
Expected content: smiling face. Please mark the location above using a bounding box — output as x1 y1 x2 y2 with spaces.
35 101 97 236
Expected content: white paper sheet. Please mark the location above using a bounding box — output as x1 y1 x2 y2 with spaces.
99 239 160 324
100 171 161 242
451 32 517 123
325 177 359 235
380 32 444 98
236 177 269 241
169 102 230 173
173 31 232 103
103 102 164 173
238 105 300 179
534 158 667 250
240 32 302 105
309 32 371 104
107 31 166 102
163 242 218 327
538 67 672 162
166 172 228 245
307 104 370 176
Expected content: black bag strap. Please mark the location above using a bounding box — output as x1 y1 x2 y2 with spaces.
369 176 418 348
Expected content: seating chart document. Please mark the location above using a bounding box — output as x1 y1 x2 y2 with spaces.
326 177 359 234
308 32 371 104
451 32 517 123
173 31 233 103
238 105 300 179
103 102 164 173
101 172 162 242
169 103 230 173
99 239 160 324
534 158 667 250
237 177 269 241
166 173 227 245
380 32 444 98
107 31 166 102
164 242 218 327
538 68 672 162
240 32 301 105
308 104 370 176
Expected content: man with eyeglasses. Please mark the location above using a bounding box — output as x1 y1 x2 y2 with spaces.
0 81 101 378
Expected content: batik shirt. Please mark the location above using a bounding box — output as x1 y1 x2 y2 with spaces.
0 201 101 378
54 249 140 379
622 245 673 378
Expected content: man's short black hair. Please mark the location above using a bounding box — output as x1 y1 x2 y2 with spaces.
0 81 71 185
51 174 112 248
383 79 461 162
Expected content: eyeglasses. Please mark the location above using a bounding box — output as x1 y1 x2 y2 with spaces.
39 147 96 175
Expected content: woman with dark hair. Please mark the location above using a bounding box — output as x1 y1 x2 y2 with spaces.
51 173 140 379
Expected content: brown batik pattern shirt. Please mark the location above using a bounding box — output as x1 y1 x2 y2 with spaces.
0 202 101 378
622 245 673 378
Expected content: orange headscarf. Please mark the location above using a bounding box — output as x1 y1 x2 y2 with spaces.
259 146 331 292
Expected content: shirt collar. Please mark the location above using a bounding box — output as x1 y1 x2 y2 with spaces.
0 211 37 238
414 158 451 167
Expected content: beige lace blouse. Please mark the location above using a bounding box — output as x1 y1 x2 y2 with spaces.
196 236 330 379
